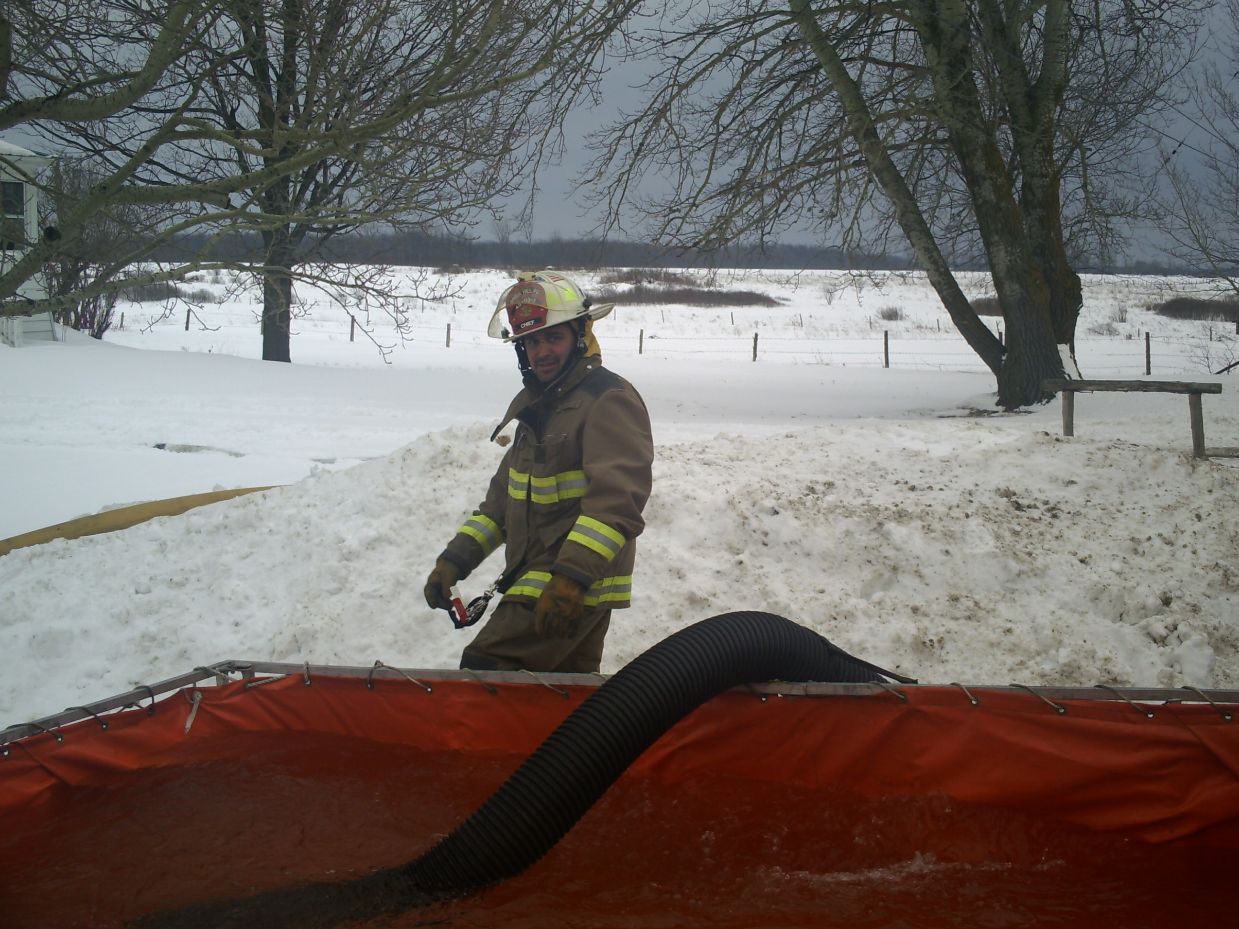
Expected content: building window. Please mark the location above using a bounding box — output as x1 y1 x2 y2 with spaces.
1 180 26 251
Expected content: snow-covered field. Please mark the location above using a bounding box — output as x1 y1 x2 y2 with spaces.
1 267 1236 727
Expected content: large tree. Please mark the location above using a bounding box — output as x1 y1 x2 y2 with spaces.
4 0 634 361
589 1 1204 408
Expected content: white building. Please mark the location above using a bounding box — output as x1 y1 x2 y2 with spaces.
0 139 56 346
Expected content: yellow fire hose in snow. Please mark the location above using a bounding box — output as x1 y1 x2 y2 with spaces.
0 487 275 557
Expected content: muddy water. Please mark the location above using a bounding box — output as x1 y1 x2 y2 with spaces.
1 731 1227 928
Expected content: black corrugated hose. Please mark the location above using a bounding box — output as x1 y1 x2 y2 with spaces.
133 611 912 928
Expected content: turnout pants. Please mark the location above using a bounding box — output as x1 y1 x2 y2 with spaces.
460 600 611 673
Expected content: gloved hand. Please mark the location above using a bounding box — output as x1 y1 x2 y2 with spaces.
423 558 459 611
533 574 587 638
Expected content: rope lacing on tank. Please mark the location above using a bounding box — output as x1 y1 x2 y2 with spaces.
521 670 570 699
64 705 110 729
367 660 432 693
1094 684 1155 719
1179 686 1233 721
874 681 908 703
1010 684 1067 714
120 685 158 716
949 682 981 705
460 668 498 695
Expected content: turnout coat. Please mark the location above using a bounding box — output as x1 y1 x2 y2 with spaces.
440 355 654 611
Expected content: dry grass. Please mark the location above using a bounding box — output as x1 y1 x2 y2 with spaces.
594 269 781 308
1151 296 1239 323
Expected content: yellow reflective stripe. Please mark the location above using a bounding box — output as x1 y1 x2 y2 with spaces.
507 468 530 501
509 469 588 503
566 515 626 561
529 470 588 504
584 575 632 607
506 571 632 608
458 514 502 556
507 570 552 599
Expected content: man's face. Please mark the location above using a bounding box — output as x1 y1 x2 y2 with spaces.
523 323 575 383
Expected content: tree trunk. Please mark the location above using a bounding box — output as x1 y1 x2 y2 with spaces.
982 224 1069 410
996 288 1067 410
1022 174 1083 352
914 1 1068 409
261 227 293 363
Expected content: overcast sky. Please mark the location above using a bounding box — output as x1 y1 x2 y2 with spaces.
514 3 1236 256
7 6 1230 257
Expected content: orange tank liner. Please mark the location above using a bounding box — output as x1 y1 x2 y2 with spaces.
3 674 1237 849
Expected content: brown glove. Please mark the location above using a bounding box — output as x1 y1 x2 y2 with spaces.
533 574 587 638
423 558 459 611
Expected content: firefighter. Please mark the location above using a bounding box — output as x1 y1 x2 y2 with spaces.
423 270 654 673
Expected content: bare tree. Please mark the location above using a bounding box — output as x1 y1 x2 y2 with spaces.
5 1 636 361
1 1 225 307
37 157 159 337
1162 0 1239 295
588 1 1204 408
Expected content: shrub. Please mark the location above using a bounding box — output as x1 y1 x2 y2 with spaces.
878 305 903 322
593 283 780 307
597 268 699 287
182 287 222 304
112 279 223 305
119 280 183 303
1151 296 1239 323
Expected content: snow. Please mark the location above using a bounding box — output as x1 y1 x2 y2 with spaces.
2 267 1237 728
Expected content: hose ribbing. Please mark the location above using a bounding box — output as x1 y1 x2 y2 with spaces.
395 611 898 894
133 612 907 928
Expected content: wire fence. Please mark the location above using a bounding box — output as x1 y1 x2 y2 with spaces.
117 301 1238 378
382 321 1231 377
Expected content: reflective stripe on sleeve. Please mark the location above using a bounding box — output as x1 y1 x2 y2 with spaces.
506 570 633 608
506 570 552 599
565 515 627 561
457 513 502 557
584 575 632 607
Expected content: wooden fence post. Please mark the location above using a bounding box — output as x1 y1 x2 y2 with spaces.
349 316 356 342
1189 392 1206 458
184 308 190 331
1145 332 1151 376
446 322 451 348
752 332 759 361
639 329 644 354
883 331 890 368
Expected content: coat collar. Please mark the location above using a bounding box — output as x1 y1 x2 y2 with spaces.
491 355 598 442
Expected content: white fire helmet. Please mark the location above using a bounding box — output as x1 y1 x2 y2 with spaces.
487 270 613 342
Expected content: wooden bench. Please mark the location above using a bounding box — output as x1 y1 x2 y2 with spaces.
1042 379 1234 460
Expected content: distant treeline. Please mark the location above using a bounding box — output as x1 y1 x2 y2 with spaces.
151 230 915 272
149 229 1206 276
